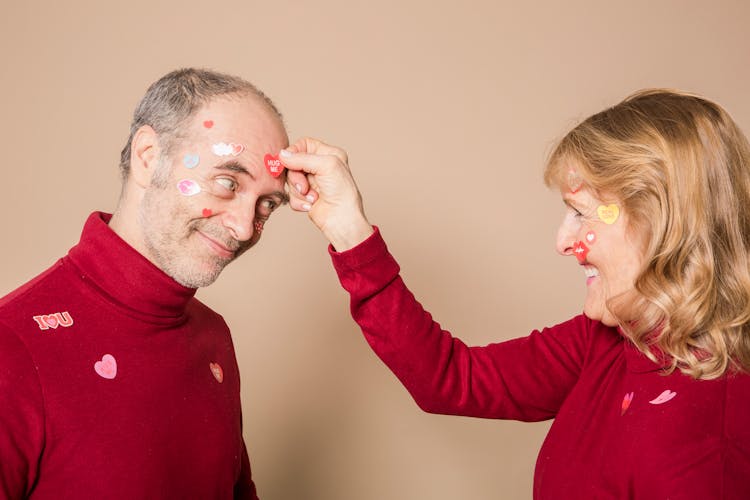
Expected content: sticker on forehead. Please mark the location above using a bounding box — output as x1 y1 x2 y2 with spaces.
597 204 620 225
573 241 589 263
203 120 214 129
264 154 284 178
212 142 244 157
177 179 201 196
585 231 596 244
183 154 200 169
567 168 583 194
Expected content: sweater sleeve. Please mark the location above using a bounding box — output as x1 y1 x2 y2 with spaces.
0 324 45 498
234 438 259 500
330 228 591 422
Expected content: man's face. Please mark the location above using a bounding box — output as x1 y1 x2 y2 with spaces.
138 95 288 288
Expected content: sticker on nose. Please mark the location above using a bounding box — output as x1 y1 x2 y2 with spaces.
264 154 284 178
573 241 589 263
597 204 620 224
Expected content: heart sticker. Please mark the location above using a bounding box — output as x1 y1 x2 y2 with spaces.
573 241 589 263
567 168 583 194
597 204 620 224
202 208 212 217
621 392 634 415
210 362 224 383
177 179 201 196
203 120 214 129
95 354 117 379
43 315 59 328
585 231 596 244
649 389 676 405
264 154 284 178
212 142 244 157
183 154 200 169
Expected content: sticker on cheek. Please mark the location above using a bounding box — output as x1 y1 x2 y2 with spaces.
211 142 244 157
203 120 214 129
597 204 620 224
202 208 213 217
264 154 284 178
573 241 589 263
177 179 201 196
585 231 596 244
183 153 200 169
567 168 583 194
254 220 265 234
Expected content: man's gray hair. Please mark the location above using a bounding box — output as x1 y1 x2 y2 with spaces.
119 68 283 179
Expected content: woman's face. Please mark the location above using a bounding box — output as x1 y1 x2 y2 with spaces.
555 182 644 326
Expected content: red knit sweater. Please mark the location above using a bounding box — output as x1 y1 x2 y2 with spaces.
0 212 257 499
331 228 750 499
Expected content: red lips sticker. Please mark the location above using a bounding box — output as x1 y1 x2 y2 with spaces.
573 241 589 263
264 154 284 178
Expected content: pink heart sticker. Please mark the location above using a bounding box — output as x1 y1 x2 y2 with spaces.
95 354 117 379
177 179 201 196
43 314 59 328
264 154 284 178
202 208 212 217
203 120 214 129
649 389 676 405
209 362 224 383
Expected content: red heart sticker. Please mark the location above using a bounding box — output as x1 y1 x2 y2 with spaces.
202 208 212 217
264 154 284 178
573 241 589 263
203 120 214 129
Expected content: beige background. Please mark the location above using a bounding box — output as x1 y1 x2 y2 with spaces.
2 1 749 498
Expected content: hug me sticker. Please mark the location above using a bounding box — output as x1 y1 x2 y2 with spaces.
264 154 284 178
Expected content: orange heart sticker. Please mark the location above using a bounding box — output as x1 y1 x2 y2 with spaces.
597 204 620 224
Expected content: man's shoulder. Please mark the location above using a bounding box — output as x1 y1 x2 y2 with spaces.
0 258 71 324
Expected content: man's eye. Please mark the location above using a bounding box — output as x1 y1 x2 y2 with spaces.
216 178 237 192
258 199 278 217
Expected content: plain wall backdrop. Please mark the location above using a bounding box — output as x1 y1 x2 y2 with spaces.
2 1 749 498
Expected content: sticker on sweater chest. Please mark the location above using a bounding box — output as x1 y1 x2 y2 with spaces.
209 362 224 383
32 311 74 330
94 354 117 379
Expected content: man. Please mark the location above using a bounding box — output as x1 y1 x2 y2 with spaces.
0 68 291 498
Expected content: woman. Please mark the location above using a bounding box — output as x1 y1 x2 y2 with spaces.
281 89 750 498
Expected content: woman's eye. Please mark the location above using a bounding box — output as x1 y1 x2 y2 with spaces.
216 178 237 192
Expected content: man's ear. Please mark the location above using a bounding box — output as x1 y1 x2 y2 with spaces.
129 125 162 188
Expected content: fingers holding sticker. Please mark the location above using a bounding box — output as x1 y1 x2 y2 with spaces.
280 137 373 251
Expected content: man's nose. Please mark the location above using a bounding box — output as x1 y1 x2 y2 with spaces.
221 201 256 242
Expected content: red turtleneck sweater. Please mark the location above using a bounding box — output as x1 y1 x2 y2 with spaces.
331 228 750 499
0 212 257 499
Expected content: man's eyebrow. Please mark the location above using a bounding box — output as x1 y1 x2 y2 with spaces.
215 161 255 180
268 190 290 205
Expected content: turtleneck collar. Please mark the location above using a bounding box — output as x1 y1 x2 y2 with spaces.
65 212 197 322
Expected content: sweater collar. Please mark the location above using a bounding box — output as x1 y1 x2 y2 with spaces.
66 212 197 320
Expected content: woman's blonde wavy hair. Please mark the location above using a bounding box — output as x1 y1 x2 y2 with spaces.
544 89 750 379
